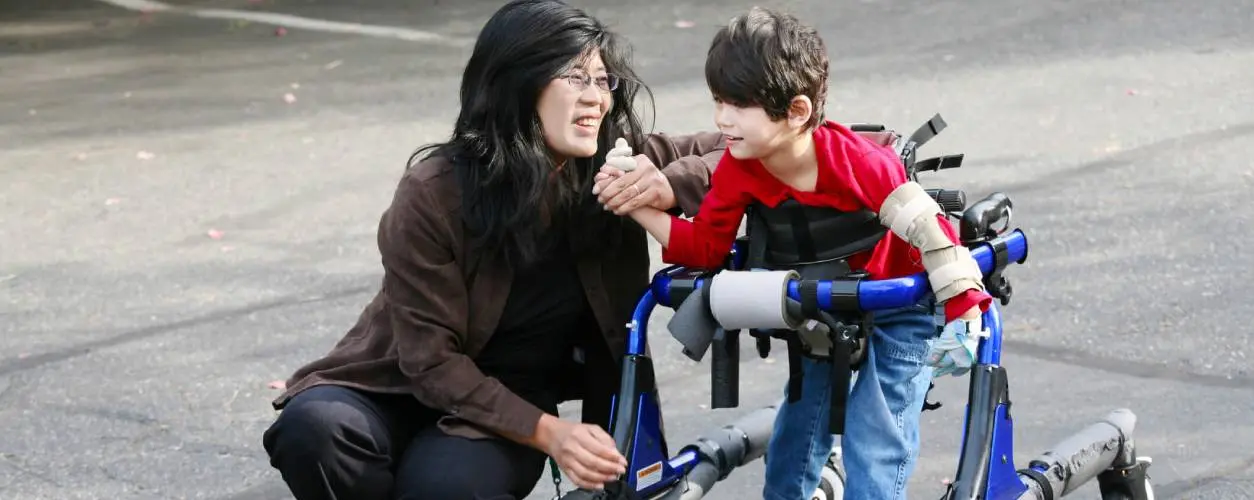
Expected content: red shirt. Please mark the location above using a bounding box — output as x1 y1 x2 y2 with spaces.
662 120 991 323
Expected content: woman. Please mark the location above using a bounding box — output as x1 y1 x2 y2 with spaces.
260 1 724 499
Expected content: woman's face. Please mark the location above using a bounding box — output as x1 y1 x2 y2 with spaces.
537 51 616 164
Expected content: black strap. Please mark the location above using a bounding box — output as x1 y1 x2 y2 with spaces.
828 328 851 435
923 382 943 411
913 153 964 173
907 113 948 148
752 330 771 359
830 275 861 312
990 237 1009 270
786 338 804 402
799 279 820 319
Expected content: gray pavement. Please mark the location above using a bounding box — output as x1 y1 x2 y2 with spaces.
2 0 1253 499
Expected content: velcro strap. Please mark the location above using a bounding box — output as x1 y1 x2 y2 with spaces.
928 258 980 292
888 196 937 237
880 182 942 240
799 280 820 318
830 278 860 312
924 246 985 301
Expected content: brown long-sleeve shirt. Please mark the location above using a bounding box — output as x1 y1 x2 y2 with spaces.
272 131 725 440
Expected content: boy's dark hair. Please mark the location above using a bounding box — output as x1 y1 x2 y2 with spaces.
705 7 828 129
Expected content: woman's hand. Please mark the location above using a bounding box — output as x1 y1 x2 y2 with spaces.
536 414 627 490
592 155 676 215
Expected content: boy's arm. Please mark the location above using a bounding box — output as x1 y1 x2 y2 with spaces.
843 148 992 323
630 158 750 269
633 132 726 217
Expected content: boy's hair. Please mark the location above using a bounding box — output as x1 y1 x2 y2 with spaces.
705 7 829 129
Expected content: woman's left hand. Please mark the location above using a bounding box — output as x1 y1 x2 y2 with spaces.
592 155 676 215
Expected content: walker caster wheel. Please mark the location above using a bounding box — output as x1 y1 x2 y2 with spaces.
810 453 846 500
1098 456 1155 500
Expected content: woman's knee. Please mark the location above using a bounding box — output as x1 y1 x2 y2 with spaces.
393 429 546 500
263 385 390 464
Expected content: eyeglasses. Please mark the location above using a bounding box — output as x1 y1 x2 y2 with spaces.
560 71 620 92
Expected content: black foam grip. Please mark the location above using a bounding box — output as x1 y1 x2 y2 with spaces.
927 188 966 213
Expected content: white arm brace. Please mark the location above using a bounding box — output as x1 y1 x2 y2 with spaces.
877 181 985 302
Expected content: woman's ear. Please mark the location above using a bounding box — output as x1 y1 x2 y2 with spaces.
787 95 814 130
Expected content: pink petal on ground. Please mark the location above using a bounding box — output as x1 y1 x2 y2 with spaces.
268 380 287 389
283 93 297 104
675 20 695 28
207 229 225 240
275 26 287 36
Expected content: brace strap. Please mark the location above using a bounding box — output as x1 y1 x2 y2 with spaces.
925 246 985 301
887 194 939 240
879 182 985 301
880 182 948 251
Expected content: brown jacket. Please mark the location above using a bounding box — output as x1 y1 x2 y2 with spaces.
273 131 725 440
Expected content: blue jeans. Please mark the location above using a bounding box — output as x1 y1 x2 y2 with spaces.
762 302 939 500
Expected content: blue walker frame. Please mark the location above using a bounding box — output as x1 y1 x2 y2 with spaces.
594 226 1151 500
567 116 1154 500
606 228 1033 498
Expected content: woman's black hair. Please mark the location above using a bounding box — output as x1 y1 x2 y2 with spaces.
411 0 653 267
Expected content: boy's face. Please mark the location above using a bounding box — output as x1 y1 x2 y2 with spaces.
712 99 801 161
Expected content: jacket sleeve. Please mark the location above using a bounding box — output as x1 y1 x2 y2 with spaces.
377 174 545 439
634 131 726 217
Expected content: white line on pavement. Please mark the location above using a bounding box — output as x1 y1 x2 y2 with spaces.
93 0 466 45
97 0 172 10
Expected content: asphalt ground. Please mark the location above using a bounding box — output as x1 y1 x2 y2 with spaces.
2 0 1252 498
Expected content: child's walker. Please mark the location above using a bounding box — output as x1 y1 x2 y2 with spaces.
555 115 1154 500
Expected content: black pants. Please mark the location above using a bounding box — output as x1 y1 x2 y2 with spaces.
262 385 549 500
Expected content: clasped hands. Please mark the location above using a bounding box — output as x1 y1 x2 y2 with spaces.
591 138 674 215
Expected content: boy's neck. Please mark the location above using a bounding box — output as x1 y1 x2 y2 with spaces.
760 128 817 186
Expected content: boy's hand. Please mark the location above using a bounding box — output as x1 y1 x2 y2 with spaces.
593 156 675 215
928 316 986 378
602 137 637 172
958 305 981 321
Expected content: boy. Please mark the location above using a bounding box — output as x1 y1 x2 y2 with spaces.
619 7 992 500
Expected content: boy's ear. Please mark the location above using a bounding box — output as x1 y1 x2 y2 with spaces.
786 95 814 130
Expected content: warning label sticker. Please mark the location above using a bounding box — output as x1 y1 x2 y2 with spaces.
635 461 663 491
